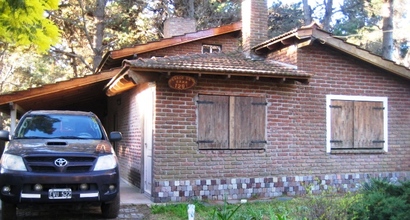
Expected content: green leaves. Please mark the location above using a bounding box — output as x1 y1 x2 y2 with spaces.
349 178 410 220
0 0 60 53
212 204 242 220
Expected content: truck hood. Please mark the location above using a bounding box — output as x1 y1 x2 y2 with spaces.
4 139 114 156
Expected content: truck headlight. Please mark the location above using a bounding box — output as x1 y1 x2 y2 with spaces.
94 155 117 171
1 153 27 171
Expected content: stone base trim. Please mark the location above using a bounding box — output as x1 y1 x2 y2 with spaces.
152 171 410 203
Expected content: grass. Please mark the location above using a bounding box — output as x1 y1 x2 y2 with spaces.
150 192 358 220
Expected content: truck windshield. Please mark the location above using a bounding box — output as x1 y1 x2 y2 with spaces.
15 114 103 140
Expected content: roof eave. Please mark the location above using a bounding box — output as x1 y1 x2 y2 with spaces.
310 28 410 80
105 66 310 96
254 25 410 81
0 70 119 106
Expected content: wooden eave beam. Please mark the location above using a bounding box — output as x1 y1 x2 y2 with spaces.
105 69 161 97
281 38 295 46
105 68 310 97
128 70 160 84
129 68 310 82
311 29 410 80
296 28 314 38
0 69 119 106
297 39 313 48
106 71 135 97
255 27 315 53
254 34 297 52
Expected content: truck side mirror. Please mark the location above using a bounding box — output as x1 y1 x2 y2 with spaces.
109 131 122 142
0 130 10 141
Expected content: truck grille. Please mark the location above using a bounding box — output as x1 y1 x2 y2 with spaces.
24 156 96 173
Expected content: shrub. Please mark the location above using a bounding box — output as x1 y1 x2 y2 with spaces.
348 178 410 220
290 191 357 220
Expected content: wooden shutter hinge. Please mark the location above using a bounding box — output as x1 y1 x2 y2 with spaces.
197 100 214 104
251 102 268 106
330 140 343 143
372 140 385 143
197 140 214 143
250 140 267 144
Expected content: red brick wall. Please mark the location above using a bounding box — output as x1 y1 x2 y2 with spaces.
107 86 143 188
154 43 410 179
150 42 410 202
138 34 241 58
109 37 410 201
267 46 298 65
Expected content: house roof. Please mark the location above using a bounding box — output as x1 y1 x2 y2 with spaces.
104 52 311 96
96 22 242 73
0 70 119 114
253 23 410 80
124 52 310 77
104 22 410 96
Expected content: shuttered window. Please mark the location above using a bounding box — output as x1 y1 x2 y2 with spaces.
327 95 388 153
197 95 266 150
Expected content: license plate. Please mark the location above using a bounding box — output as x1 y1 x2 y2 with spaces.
48 188 72 199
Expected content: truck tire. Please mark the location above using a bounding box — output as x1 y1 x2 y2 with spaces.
2 201 16 220
101 194 120 219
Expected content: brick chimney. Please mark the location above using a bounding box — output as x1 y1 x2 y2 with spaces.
164 17 196 38
241 0 268 58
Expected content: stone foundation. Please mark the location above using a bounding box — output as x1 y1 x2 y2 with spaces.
153 171 410 203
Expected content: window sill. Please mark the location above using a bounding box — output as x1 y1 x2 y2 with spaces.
329 149 386 154
198 148 266 153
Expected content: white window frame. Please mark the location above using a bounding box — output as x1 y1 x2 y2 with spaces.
326 95 388 153
202 44 221 54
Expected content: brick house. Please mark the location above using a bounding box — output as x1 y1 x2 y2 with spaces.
95 0 410 202
0 0 410 203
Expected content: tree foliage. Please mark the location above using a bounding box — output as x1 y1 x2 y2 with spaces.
149 0 240 31
272 0 409 65
44 0 162 78
333 0 408 63
0 0 60 52
0 0 62 94
268 1 304 38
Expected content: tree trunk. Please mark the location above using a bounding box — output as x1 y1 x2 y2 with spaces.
302 0 312 25
187 0 195 18
322 0 333 31
92 0 107 72
382 0 394 61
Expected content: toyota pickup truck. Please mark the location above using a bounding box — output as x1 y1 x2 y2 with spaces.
0 110 122 219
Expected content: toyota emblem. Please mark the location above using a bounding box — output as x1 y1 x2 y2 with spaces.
54 158 68 167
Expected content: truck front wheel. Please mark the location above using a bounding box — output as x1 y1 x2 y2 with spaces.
101 194 120 219
2 201 16 220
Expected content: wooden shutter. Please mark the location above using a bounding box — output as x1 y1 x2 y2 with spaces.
233 96 266 149
197 95 229 149
330 100 354 149
354 101 384 149
330 100 384 150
